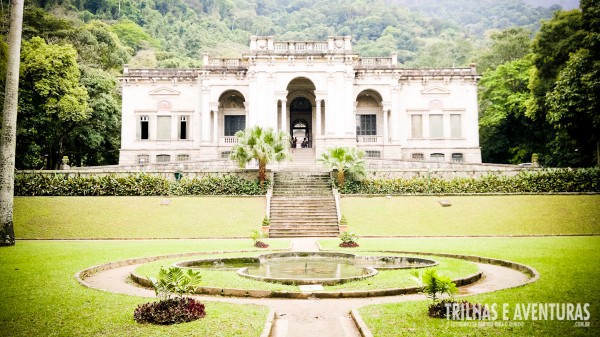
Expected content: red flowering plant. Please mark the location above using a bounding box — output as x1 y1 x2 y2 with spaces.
134 267 205 324
339 231 359 247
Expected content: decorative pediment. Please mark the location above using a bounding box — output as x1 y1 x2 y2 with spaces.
421 86 451 95
149 87 180 96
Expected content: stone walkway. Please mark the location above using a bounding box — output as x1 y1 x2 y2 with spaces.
82 238 532 337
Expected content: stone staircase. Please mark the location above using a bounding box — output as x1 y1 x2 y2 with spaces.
285 148 316 170
268 171 340 237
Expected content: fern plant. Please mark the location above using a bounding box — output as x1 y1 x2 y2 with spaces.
411 269 458 304
147 267 202 301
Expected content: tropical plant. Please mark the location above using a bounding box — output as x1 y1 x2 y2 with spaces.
230 126 290 189
147 267 202 301
319 147 366 188
250 229 269 248
411 269 458 304
339 231 359 247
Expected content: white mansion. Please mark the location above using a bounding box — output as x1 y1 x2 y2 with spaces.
119 36 482 167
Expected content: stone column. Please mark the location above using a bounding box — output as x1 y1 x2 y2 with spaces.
280 99 287 133
212 109 219 144
201 87 211 143
315 98 322 136
382 104 391 144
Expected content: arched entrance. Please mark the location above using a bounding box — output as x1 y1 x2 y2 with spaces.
286 78 316 148
291 118 310 148
290 98 312 148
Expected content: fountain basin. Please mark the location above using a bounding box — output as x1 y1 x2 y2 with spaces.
175 252 437 286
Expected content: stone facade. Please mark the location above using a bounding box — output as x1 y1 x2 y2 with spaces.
119 36 482 167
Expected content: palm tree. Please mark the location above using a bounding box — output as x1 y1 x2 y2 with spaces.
230 126 290 189
318 147 366 188
0 0 24 247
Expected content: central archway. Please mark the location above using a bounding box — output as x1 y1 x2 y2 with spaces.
286 78 316 148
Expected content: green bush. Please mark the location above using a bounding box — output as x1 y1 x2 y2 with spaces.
14 173 267 196
339 168 600 194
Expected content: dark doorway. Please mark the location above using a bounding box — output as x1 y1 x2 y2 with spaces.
290 97 312 148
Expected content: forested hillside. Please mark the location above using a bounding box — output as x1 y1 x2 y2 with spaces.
0 0 597 168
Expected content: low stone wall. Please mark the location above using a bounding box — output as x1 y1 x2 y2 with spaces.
17 168 266 182
364 159 533 179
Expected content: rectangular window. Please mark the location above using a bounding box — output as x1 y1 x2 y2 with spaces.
429 114 443 138
364 150 381 158
431 153 445 162
156 154 171 163
177 154 189 162
137 154 149 164
411 153 424 161
411 115 423 138
452 153 464 162
139 116 149 140
224 115 245 136
157 116 171 140
357 115 376 135
179 116 188 140
220 151 231 159
450 114 462 138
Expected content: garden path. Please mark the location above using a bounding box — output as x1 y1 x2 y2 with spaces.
82 238 531 337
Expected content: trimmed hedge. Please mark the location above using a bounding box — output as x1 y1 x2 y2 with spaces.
14 173 267 196
339 168 600 194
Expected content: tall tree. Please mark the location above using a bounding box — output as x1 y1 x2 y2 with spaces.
17 37 90 169
546 0 600 166
0 0 24 246
230 126 289 189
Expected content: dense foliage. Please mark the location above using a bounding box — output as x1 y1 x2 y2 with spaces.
14 173 266 196
338 168 600 194
1 1 595 168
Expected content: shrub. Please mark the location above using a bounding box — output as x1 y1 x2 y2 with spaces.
134 297 206 325
250 229 269 248
148 267 202 301
135 267 205 325
339 231 359 247
411 269 457 304
338 168 600 194
14 173 266 196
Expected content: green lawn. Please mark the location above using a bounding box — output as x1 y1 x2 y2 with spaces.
0 240 276 337
14 196 265 238
341 195 600 236
320 237 600 336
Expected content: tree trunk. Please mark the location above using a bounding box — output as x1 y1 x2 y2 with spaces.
258 159 266 190
0 0 24 247
337 170 345 188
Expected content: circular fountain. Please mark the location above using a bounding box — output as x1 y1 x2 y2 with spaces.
174 252 437 285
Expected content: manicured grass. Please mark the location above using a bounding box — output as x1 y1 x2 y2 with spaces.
320 237 600 337
0 240 277 337
135 252 479 292
14 196 265 238
341 195 600 236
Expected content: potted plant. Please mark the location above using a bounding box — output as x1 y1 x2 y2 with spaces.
261 216 270 234
338 214 348 232
339 231 359 248
250 229 269 248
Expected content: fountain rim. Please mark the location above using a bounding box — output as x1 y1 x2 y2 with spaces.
173 251 438 286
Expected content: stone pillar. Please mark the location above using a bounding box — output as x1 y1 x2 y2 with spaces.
201 88 211 143
280 99 287 133
383 107 389 143
212 109 219 144
315 98 322 136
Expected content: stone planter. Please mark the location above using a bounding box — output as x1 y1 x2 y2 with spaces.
261 226 270 235
339 224 348 233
